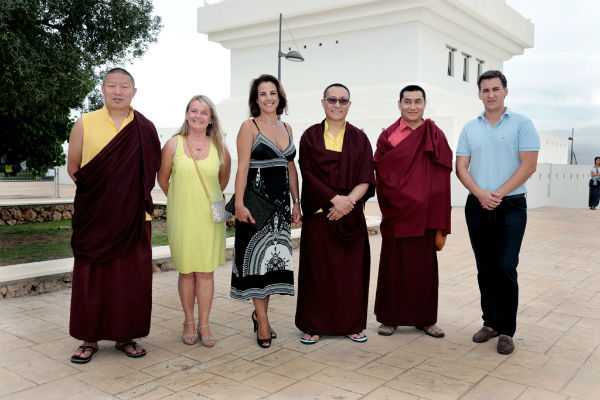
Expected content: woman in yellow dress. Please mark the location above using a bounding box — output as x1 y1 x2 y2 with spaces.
158 95 231 346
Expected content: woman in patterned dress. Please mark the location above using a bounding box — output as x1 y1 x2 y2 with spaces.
231 74 301 348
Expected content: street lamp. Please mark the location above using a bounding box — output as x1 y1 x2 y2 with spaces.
568 127 577 165
277 13 304 118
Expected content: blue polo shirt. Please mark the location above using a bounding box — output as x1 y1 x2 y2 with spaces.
456 107 540 196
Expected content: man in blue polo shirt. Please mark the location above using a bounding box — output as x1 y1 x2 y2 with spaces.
456 70 539 355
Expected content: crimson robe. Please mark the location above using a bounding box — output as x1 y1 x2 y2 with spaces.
295 121 375 335
69 110 161 342
373 118 452 326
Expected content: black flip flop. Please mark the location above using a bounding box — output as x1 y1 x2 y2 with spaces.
70 345 98 364
115 341 147 358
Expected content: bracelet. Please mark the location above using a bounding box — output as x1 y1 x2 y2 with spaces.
292 198 301 204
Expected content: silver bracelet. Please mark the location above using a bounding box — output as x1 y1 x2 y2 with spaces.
292 198 301 204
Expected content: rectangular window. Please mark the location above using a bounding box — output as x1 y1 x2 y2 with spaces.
462 53 471 82
446 46 456 76
477 59 485 79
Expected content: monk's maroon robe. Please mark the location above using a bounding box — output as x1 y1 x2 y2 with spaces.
69 110 161 342
374 118 452 327
295 121 375 335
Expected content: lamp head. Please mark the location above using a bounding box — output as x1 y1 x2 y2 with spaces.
284 50 304 62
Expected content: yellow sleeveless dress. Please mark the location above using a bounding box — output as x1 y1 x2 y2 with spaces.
167 136 225 273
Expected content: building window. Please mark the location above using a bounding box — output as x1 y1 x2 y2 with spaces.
462 53 471 82
446 46 456 76
477 59 485 79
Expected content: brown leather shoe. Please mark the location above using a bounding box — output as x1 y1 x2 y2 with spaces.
472 326 499 343
497 335 515 354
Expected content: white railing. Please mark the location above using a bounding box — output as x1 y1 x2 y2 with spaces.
0 168 60 199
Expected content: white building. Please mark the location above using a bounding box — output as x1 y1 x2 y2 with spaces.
196 0 566 164
195 0 569 204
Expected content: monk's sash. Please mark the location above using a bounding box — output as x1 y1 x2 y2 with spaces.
71 110 161 264
299 121 375 241
374 118 452 238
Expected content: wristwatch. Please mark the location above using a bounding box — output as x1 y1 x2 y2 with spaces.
292 198 301 204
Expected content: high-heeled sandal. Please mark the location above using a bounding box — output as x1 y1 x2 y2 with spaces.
197 323 216 348
182 321 198 345
251 311 272 348
251 310 276 339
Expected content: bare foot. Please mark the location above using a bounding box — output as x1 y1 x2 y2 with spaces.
182 321 198 345
115 341 146 357
71 341 98 362
198 323 215 347
346 331 367 342
301 333 320 342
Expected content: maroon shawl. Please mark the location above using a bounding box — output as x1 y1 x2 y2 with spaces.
299 121 375 238
374 118 452 238
71 110 161 263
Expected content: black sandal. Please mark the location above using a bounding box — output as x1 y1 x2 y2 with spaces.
115 341 147 358
70 345 98 364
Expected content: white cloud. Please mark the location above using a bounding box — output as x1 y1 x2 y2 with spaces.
505 0 600 163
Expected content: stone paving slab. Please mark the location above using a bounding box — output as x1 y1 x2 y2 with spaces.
1 207 599 399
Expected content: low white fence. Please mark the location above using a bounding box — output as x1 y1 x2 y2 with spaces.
0 168 60 199
32 163 597 209
451 163 591 209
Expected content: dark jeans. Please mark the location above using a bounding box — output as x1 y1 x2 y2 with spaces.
589 184 600 208
465 194 527 337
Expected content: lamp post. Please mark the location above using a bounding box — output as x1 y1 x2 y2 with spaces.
568 127 577 165
277 13 304 119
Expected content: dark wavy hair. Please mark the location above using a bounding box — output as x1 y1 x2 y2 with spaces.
248 74 287 117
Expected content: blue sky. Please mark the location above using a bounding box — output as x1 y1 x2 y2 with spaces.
127 0 599 165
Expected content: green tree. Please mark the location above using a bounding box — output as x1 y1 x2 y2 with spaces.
0 0 162 175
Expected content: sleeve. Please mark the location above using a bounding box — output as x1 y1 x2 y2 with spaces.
518 119 540 151
455 125 471 156
357 136 376 202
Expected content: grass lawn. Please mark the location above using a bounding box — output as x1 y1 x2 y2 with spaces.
0 220 232 266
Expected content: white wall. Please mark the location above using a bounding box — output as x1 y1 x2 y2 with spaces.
547 164 592 208
57 160 593 210
538 133 569 164
452 163 592 209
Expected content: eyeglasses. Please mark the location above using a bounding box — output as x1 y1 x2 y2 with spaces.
324 97 350 105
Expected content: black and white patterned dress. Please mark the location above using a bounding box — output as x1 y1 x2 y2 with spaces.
230 122 296 300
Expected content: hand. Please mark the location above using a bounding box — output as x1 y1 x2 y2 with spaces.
476 190 502 210
327 207 345 221
292 202 302 224
330 195 354 216
235 204 255 224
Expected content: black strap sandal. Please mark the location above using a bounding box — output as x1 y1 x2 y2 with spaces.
115 341 147 358
70 345 98 364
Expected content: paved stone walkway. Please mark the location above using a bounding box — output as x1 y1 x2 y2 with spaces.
1 207 599 399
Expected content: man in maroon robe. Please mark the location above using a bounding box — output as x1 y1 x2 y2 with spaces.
374 85 452 338
295 83 375 344
67 68 161 363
